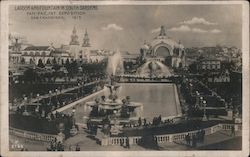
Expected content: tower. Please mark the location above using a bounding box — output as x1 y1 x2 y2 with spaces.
81 29 91 62
82 29 91 47
69 27 80 59
159 25 166 36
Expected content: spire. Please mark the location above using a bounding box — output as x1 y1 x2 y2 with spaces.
73 26 77 34
82 28 91 47
178 40 181 44
159 25 166 36
69 26 79 45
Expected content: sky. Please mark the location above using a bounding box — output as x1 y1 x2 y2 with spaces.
9 5 242 53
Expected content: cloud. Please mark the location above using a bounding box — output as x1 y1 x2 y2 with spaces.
180 17 217 25
101 23 123 31
168 25 221 34
151 27 161 33
210 29 222 34
168 25 191 32
192 28 208 33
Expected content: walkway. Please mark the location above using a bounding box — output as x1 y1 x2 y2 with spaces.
159 130 241 150
52 88 105 114
9 128 241 151
16 80 101 107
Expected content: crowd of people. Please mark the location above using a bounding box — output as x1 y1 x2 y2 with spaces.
47 139 64 151
122 115 177 131
180 77 227 117
12 81 103 135
184 130 206 148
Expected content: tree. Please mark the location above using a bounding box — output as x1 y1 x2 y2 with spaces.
23 68 37 83
52 57 57 65
37 59 45 68
20 58 25 64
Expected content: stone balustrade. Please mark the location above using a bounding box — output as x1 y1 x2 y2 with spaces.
9 127 57 142
9 123 241 145
100 123 242 146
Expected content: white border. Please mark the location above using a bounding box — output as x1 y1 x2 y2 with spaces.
1 1 249 157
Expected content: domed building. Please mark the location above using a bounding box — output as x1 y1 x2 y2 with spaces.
140 25 186 68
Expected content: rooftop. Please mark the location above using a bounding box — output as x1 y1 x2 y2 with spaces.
23 46 50 51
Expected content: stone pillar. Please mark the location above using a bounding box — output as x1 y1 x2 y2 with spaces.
169 135 173 142
227 110 233 120
101 138 108 146
129 137 134 145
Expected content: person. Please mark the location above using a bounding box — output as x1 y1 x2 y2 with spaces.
143 118 147 126
138 117 142 126
231 125 235 136
192 135 197 148
201 129 205 143
57 141 63 151
75 144 80 151
126 137 130 149
185 134 191 146
158 115 162 124
51 139 57 151
197 130 201 143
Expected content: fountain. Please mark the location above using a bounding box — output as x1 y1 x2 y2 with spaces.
85 51 143 135
107 50 124 75
137 60 172 78
86 75 143 122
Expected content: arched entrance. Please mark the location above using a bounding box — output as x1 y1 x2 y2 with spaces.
155 46 170 57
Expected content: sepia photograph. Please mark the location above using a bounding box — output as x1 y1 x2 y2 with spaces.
0 1 249 157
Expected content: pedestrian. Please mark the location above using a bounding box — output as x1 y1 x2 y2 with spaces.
138 117 142 126
197 130 201 143
126 137 130 149
75 144 80 151
143 118 147 126
192 135 197 148
231 125 235 136
185 134 191 146
57 141 63 151
201 129 205 143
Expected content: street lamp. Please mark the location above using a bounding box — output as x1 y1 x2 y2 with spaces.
202 100 208 121
199 96 203 108
189 83 193 94
49 90 52 105
78 83 81 98
72 107 76 124
70 107 77 136
23 97 29 116
195 91 200 108
36 93 40 103
55 88 58 100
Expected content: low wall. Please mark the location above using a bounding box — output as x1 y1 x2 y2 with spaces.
100 123 241 146
52 88 105 114
9 123 241 144
9 127 58 142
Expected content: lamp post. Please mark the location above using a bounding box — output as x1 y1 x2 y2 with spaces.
23 97 29 116
55 88 58 100
72 107 76 125
202 100 208 121
36 94 40 113
70 107 77 136
81 82 85 97
49 90 52 105
78 83 81 98
195 91 200 108
36 93 40 103
189 83 193 95
199 96 203 109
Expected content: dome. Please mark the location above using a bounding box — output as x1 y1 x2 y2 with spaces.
151 37 179 49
